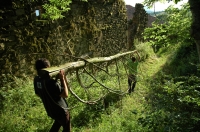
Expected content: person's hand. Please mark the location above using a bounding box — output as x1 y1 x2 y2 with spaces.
58 70 65 80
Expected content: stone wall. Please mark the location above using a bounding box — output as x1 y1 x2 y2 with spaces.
0 0 128 86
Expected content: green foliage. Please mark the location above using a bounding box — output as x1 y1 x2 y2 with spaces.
0 49 149 131
0 80 52 132
143 0 183 7
137 32 199 131
42 0 88 20
144 4 193 52
134 40 155 61
133 0 200 125
140 73 200 132
0 34 199 132
42 0 72 20
166 43 198 76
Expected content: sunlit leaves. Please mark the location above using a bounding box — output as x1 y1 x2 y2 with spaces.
42 0 88 20
143 3 192 52
143 0 182 7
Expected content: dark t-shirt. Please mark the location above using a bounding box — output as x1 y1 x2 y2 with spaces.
33 76 68 119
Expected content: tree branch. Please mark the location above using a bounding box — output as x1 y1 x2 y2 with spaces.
40 50 137 77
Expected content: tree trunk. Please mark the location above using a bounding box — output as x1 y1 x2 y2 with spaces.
40 50 137 77
189 0 200 62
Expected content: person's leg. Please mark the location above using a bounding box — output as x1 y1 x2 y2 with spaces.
131 81 136 92
128 76 132 93
62 111 71 132
131 75 137 92
49 120 61 132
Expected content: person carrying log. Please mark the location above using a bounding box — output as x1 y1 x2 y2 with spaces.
33 58 71 132
127 51 141 93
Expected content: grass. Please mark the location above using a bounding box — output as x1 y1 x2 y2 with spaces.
68 43 169 132
1 42 197 132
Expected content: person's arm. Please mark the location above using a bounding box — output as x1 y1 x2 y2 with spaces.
58 70 69 98
136 51 141 61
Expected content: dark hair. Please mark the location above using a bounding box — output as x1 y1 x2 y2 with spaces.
131 57 136 62
35 58 50 72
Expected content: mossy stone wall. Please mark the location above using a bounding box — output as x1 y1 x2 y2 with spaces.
0 0 128 86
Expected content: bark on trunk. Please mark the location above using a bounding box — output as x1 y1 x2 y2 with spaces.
189 0 200 62
40 50 137 77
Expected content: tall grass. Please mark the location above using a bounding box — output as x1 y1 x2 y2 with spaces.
0 42 152 132
138 42 200 132
1 42 199 132
0 79 52 132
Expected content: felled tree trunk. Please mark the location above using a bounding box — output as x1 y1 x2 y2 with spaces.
40 50 137 77
189 0 200 62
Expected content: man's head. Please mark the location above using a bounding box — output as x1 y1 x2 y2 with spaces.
131 56 136 62
35 58 50 73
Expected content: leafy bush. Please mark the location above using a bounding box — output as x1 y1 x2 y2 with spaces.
144 4 192 53
0 80 52 132
160 40 198 77
135 41 155 61
139 72 200 132
42 0 88 20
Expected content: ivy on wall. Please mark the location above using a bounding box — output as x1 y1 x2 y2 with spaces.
0 0 128 87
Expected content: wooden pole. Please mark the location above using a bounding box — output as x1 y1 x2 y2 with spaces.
41 50 136 77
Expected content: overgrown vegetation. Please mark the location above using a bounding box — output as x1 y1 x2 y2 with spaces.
0 43 153 132
1 3 200 132
144 4 192 53
42 0 88 20
139 3 200 132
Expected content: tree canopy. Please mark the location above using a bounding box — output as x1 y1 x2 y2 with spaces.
143 0 182 7
144 0 200 62
144 3 192 52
